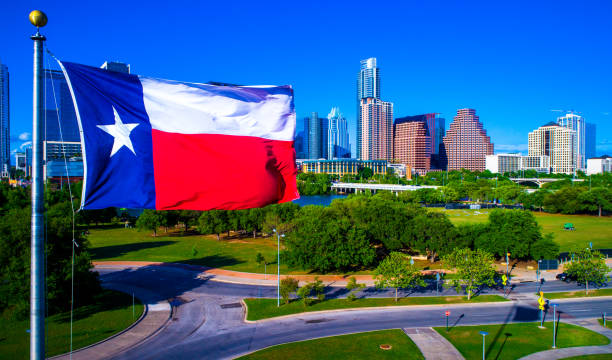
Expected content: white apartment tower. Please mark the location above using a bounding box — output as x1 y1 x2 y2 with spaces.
528 122 575 174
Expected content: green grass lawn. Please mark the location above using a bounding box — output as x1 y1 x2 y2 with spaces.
237 329 424 360
561 355 612 360
0 289 143 359
545 288 612 299
434 322 610 360
599 318 612 330
244 295 507 321
438 209 612 251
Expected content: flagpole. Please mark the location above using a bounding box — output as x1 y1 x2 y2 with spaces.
29 10 47 360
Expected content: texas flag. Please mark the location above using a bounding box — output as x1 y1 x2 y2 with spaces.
58 61 298 210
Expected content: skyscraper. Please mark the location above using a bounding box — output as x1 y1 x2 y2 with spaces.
360 98 393 160
327 107 350 159
307 112 321 159
556 112 594 170
0 62 9 177
357 58 381 160
443 108 494 171
393 116 431 170
528 122 575 174
586 122 597 159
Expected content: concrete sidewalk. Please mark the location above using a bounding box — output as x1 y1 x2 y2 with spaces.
403 327 464 360
50 283 172 360
518 318 612 359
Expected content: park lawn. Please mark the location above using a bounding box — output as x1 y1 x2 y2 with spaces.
599 318 612 330
244 295 507 321
438 209 612 251
545 288 612 299
0 289 143 359
434 322 610 360
87 227 313 274
561 355 612 360
237 329 424 360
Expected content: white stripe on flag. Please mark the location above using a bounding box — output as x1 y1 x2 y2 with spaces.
140 77 295 141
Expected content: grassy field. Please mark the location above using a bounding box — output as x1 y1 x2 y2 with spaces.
545 288 612 299
0 289 144 359
237 329 424 360
437 209 612 251
435 322 610 360
87 227 314 274
244 295 507 321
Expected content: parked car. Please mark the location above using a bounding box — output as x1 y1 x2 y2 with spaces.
555 273 574 282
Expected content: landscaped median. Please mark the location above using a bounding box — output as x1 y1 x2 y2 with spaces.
0 289 144 359
236 329 424 360
244 295 508 321
434 322 610 359
545 288 612 299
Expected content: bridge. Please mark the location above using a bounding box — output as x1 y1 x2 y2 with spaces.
331 182 439 194
508 177 585 187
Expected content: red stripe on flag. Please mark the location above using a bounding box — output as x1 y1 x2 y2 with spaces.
152 130 299 210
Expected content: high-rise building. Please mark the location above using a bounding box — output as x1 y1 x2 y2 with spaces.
357 57 381 160
485 153 551 174
327 107 350 159
587 155 612 175
556 113 594 170
443 108 494 171
528 122 575 174
307 112 321 159
393 116 432 170
0 62 9 177
320 116 329 159
393 113 445 171
15 146 33 177
101 61 131 74
359 98 393 160
586 122 597 159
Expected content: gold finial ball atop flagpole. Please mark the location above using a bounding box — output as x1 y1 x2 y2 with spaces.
29 10 48 28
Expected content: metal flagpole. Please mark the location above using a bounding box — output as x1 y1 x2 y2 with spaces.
29 10 47 360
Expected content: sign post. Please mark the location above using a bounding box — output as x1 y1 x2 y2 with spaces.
538 291 546 328
445 310 450 332
479 331 488 360
551 303 558 348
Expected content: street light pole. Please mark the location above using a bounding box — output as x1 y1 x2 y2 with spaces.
274 229 284 307
479 331 488 360
551 303 558 348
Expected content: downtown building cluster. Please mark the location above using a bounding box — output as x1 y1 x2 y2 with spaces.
301 57 496 177
487 112 599 175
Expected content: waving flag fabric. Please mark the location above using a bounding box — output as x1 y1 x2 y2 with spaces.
58 61 298 210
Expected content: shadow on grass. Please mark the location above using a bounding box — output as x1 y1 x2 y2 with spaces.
54 289 136 323
90 241 177 259
179 255 244 268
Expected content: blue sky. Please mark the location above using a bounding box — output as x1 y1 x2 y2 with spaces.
2 1 611 158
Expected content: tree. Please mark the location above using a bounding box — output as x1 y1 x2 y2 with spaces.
475 209 543 259
297 277 325 307
358 166 373 180
579 188 612 217
198 210 229 241
408 213 457 263
255 253 265 266
530 234 560 260
565 248 610 294
443 248 496 300
280 277 299 304
136 209 164 236
374 252 425 302
346 276 365 301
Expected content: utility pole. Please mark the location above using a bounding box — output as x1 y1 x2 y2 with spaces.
29 10 47 360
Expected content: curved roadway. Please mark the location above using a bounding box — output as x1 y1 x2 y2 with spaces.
97 264 612 360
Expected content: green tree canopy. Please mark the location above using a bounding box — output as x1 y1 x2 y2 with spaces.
374 252 425 301
443 248 496 300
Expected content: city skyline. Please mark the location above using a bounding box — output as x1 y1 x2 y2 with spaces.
2 2 612 160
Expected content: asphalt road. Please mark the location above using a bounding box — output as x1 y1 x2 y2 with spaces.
96 265 612 360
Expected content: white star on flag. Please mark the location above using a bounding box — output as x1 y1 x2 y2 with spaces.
97 106 140 157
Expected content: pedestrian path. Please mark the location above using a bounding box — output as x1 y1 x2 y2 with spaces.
403 327 464 360
518 319 612 360
50 283 172 360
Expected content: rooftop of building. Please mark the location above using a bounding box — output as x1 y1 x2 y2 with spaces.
541 121 561 127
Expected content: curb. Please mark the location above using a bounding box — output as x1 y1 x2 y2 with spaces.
48 287 149 359
242 298 512 324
